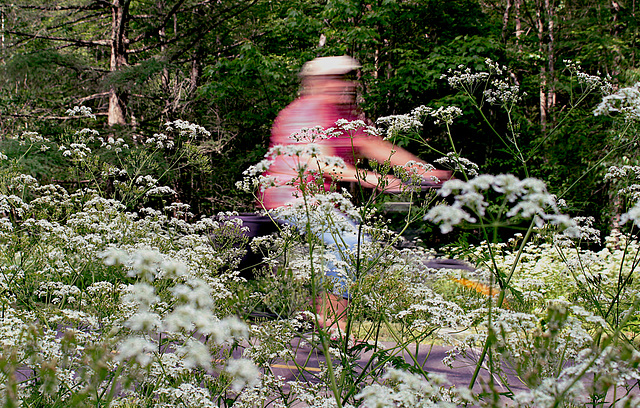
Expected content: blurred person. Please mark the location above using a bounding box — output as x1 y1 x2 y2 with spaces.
260 55 450 336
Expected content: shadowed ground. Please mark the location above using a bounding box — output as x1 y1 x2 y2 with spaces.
265 338 528 395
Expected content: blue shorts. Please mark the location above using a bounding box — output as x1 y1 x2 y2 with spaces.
274 209 369 299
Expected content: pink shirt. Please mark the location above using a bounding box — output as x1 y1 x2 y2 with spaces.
260 95 371 209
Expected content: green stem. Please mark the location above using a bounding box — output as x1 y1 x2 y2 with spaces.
300 181 343 408
469 217 536 388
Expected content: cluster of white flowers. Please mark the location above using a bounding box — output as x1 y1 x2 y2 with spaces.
356 368 474 408
621 202 640 229
289 125 342 143
271 192 362 231
145 132 175 149
564 59 614 95
604 165 640 205
484 78 525 106
9 174 38 189
102 165 128 178
377 105 430 138
20 131 50 144
66 105 96 119
135 174 159 187
441 64 490 92
557 216 601 244
430 106 463 126
443 58 530 111
512 376 589 407
13 131 51 151
236 143 347 194
593 82 640 121
100 135 128 152
156 383 217 408
484 58 507 75
395 287 469 330
332 118 372 133
0 194 31 217
34 281 82 305
73 127 99 142
59 142 92 160
425 174 575 234
224 358 261 392
377 105 463 139
435 152 479 177
164 119 211 139
605 164 640 181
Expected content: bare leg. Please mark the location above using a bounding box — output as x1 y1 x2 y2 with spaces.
315 292 349 335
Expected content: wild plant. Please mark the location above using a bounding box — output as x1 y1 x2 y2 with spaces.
0 116 264 405
1 62 640 408
235 64 640 405
237 119 469 407
408 59 640 406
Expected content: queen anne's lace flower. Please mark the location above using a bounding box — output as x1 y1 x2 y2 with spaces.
66 105 96 119
425 174 574 233
594 82 640 121
224 358 260 392
620 202 640 228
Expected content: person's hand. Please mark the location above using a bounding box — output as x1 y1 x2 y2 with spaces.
376 175 404 193
404 163 452 185
422 169 452 185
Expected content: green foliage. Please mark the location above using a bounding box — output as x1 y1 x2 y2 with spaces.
106 59 167 92
1 0 639 225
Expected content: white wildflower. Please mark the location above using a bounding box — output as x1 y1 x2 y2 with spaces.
425 205 476 233
164 119 211 138
116 336 156 366
66 105 96 119
224 358 260 392
101 248 129 266
176 339 212 371
620 202 640 228
594 82 640 121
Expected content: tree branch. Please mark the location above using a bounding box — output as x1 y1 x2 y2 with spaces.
166 0 261 62
47 12 107 32
127 0 188 46
11 1 110 12
2 112 108 120
75 92 111 104
6 30 110 47
127 0 258 56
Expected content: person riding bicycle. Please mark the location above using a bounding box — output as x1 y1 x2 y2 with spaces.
260 55 450 334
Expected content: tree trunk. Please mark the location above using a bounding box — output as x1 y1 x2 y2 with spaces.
189 58 200 95
108 0 130 126
1 7 5 63
160 25 170 91
546 0 556 119
632 0 637 67
536 0 548 132
502 0 512 42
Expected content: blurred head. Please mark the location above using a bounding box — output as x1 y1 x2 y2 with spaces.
299 56 361 104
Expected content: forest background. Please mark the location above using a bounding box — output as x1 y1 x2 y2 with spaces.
1 0 638 243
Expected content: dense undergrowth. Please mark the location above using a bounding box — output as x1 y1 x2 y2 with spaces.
1 61 640 407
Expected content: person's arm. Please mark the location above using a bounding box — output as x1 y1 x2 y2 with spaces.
353 135 451 182
325 161 403 192
303 144 404 192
